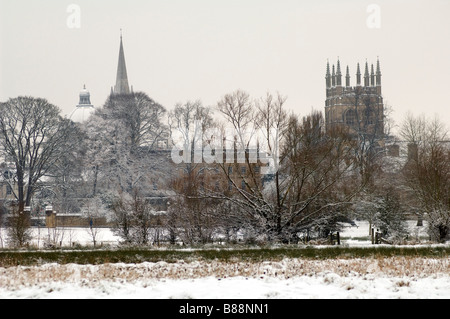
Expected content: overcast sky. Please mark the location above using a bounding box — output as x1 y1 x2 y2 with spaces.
1 0 449 134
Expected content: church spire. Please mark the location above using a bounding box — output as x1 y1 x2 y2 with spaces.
113 31 130 95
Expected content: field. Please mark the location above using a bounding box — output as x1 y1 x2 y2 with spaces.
0 221 449 299
0 254 448 299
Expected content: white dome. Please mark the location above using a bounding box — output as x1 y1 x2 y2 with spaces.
70 105 95 123
71 85 95 123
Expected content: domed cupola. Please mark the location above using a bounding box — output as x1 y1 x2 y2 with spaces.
70 84 95 123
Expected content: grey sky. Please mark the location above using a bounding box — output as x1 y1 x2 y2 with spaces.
1 0 449 133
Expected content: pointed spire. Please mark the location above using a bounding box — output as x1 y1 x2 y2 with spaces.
332 64 336 87
336 58 342 86
376 57 382 86
114 31 130 95
346 65 351 87
364 61 370 87
326 60 331 89
356 63 361 86
371 64 375 86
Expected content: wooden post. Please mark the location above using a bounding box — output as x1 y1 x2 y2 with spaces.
337 232 340 245
371 228 375 244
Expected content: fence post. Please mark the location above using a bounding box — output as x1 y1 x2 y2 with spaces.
337 232 340 245
371 228 375 244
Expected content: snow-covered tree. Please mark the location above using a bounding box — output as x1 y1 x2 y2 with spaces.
83 92 171 197
0 97 70 211
207 91 359 243
401 115 449 242
111 190 159 245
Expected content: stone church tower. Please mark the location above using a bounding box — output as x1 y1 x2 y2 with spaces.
325 58 384 138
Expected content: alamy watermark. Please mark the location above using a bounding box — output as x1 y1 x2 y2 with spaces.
67 4 81 29
367 4 381 29
170 121 280 175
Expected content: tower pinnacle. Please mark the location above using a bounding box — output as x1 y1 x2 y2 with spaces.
346 65 351 87
371 64 375 87
364 61 370 87
326 60 331 89
336 59 342 86
376 58 382 86
356 63 361 86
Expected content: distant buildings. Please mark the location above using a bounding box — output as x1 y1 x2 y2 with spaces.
325 58 384 139
70 32 133 123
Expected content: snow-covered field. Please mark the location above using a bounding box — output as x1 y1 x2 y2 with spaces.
0 221 448 299
0 258 448 299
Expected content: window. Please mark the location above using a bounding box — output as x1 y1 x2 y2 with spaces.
241 167 246 175
241 180 246 190
345 109 357 126
228 166 233 175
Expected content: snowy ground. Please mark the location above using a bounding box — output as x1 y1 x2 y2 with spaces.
0 258 448 299
0 221 449 299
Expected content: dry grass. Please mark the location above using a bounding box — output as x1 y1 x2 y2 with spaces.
0 256 448 289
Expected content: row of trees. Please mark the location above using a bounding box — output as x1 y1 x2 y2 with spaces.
0 91 449 247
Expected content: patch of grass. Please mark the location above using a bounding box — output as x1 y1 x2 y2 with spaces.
0 246 448 268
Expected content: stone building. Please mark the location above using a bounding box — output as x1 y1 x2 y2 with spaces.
325 58 384 138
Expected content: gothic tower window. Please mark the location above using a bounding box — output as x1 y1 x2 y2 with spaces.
345 109 357 126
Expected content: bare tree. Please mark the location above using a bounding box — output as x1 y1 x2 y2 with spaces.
401 114 449 242
346 86 386 187
167 101 218 244
83 196 108 247
211 91 358 243
0 97 70 212
111 190 157 246
104 92 168 151
168 171 222 245
46 121 88 216
7 207 32 248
